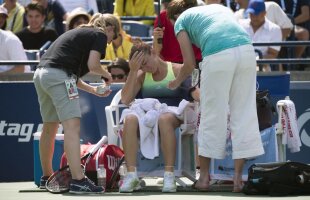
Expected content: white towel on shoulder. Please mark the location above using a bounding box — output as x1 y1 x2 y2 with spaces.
277 99 301 153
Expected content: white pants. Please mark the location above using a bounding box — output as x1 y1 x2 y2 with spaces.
198 44 264 159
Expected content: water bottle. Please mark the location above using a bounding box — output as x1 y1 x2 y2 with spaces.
118 163 127 187
97 164 106 188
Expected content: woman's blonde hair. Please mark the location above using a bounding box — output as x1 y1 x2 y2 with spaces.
80 13 120 36
167 0 197 20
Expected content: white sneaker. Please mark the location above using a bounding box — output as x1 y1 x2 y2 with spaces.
119 172 141 193
162 172 177 193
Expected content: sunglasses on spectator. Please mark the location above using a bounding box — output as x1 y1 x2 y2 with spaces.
112 74 126 79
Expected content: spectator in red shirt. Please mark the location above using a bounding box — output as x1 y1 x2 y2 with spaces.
153 1 202 65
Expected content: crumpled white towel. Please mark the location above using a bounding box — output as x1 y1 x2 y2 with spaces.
120 98 195 159
277 99 301 153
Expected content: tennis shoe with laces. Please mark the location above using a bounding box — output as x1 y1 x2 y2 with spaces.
69 177 104 194
162 171 177 193
39 176 49 189
119 172 141 193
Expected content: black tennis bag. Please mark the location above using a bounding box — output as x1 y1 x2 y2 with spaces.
243 161 310 196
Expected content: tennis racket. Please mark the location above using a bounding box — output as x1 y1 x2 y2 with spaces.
106 155 125 190
46 135 108 193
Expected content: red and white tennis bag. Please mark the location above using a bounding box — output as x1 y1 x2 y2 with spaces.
60 143 124 189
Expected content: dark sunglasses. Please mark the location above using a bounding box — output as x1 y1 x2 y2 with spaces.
112 74 126 80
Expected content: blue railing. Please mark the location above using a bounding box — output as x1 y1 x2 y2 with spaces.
1 41 309 67
120 16 156 21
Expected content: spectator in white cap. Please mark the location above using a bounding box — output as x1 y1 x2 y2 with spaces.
239 0 282 71
0 6 8 29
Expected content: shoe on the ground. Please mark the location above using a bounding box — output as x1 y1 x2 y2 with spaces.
162 171 177 193
119 172 141 193
69 177 104 194
39 176 49 189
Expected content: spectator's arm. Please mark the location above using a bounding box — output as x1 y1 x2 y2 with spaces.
153 26 164 55
4 65 25 73
264 47 279 59
281 28 292 40
294 5 309 24
262 47 279 71
7 35 27 73
266 24 282 58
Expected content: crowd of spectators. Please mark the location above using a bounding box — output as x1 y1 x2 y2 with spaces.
0 0 309 74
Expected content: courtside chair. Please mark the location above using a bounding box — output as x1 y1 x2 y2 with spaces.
105 89 197 186
257 72 291 162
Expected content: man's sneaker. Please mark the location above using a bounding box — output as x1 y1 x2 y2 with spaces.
39 176 49 189
69 177 104 194
162 171 177 193
119 172 141 193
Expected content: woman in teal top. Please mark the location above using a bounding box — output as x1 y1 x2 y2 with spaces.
167 0 264 192
119 41 190 193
